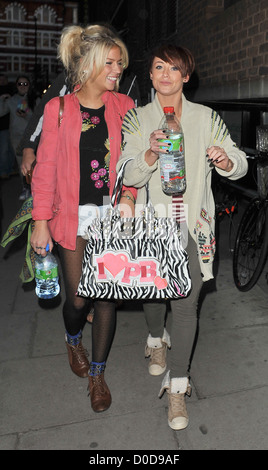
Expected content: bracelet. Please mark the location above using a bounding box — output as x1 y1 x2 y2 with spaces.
121 194 136 204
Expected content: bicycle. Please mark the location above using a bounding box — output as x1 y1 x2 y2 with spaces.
232 151 268 291
214 179 238 253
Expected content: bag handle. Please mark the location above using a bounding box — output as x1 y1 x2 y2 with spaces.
58 96 64 127
111 159 150 208
111 159 133 207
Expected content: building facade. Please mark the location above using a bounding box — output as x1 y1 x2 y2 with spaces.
0 0 78 91
126 0 268 103
1 0 267 103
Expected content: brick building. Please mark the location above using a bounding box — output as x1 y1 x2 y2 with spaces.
1 0 267 105
0 0 78 91
125 0 268 103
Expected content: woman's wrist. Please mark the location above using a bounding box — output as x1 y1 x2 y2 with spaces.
33 219 48 226
121 191 135 204
145 149 158 166
226 159 234 172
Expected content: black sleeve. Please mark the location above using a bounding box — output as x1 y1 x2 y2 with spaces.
17 71 69 154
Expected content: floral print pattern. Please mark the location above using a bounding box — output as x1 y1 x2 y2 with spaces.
81 110 110 190
81 111 100 131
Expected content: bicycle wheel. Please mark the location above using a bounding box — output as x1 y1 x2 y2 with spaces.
233 198 268 291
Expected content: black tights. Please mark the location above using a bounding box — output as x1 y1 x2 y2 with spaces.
58 237 116 363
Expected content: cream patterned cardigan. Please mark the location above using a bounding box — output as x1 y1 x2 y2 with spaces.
117 93 248 281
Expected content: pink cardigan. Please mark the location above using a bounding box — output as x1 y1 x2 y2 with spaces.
31 91 135 250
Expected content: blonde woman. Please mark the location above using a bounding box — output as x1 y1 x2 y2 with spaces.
30 25 135 412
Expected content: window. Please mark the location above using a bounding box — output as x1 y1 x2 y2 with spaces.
43 33 49 48
35 6 56 25
6 30 25 47
5 3 26 22
13 31 19 47
36 31 56 50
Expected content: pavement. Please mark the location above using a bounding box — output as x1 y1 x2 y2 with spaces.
0 174 267 451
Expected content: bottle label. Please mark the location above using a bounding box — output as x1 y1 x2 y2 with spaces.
35 266 58 280
159 134 183 152
162 167 185 182
161 156 176 181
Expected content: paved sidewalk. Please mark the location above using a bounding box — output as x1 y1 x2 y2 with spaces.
0 176 267 450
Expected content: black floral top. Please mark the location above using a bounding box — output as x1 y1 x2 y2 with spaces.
79 104 110 206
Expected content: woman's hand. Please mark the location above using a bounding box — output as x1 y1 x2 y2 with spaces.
16 109 27 118
145 129 169 166
21 148 36 177
31 220 53 257
206 146 234 172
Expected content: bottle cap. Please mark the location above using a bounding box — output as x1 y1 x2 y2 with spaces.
163 107 174 114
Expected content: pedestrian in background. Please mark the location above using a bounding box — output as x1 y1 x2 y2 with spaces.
0 74 15 180
0 75 38 199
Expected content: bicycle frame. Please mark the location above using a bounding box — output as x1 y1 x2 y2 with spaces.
232 152 268 291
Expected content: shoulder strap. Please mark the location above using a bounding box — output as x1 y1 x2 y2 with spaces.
58 96 64 127
111 159 149 208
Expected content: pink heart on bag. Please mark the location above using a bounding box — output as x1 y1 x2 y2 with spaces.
154 276 168 290
102 253 128 278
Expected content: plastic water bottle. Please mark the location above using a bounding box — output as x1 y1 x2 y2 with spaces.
158 106 186 194
35 244 60 299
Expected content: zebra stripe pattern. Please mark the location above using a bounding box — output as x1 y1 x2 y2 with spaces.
77 207 191 300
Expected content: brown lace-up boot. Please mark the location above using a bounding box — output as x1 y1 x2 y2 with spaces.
65 338 90 378
88 362 111 412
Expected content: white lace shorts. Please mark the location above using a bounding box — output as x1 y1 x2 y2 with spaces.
77 204 108 238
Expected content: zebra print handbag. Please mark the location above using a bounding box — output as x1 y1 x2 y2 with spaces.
77 161 191 300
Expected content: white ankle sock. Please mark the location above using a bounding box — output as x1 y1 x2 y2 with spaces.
170 377 188 394
147 334 162 348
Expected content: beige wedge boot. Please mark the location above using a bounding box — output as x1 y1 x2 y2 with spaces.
145 329 171 376
159 371 191 430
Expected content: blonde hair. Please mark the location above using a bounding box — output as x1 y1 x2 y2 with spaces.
58 24 129 91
